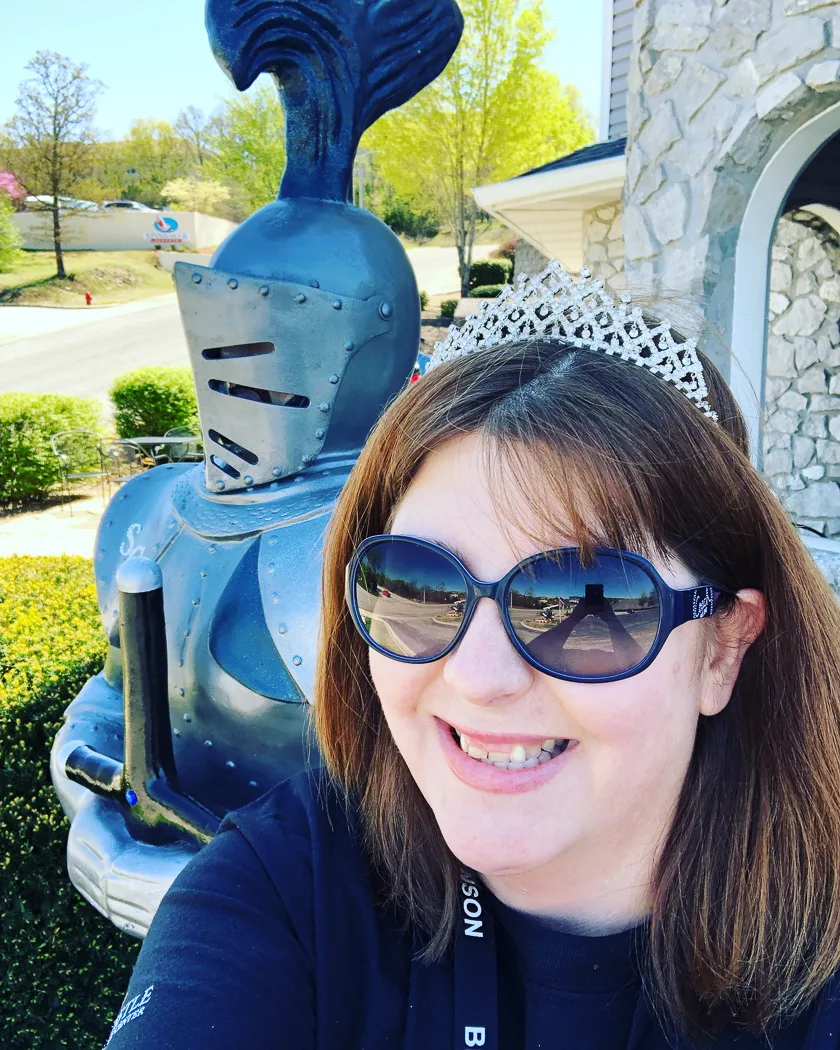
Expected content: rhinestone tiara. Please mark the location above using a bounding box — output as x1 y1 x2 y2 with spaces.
427 260 717 422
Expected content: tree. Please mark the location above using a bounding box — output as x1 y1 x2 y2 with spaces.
119 120 194 207
364 0 593 295
0 51 102 278
207 84 286 215
174 106 216 169
162 176 231 216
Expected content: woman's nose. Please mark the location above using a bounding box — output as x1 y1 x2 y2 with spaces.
442 597 533 704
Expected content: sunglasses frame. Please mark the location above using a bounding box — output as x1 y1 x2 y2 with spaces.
345 534 732 684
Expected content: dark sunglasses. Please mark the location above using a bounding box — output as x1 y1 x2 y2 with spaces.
345 535 731 684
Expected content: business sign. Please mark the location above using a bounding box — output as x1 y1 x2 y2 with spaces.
144 215 189 245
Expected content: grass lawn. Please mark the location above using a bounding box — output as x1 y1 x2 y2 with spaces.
0 249 176 307
399 221 510 250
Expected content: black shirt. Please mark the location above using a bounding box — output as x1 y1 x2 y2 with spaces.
103 771 840 1049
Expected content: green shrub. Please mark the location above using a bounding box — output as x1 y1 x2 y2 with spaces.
0 393 102 505
110 366 199 439
382 196 440 241
468 259 512 290
0 191 22 273
470 284 504 298
440 299 458 319
0 556 140 1048
419 290 429 311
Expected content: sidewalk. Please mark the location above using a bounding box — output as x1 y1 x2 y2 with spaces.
0 293 178 345
0 492 106 558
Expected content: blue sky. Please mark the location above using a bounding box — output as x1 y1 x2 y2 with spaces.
1 1 604 139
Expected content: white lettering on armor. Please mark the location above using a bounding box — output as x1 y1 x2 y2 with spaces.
465 1027 486 1046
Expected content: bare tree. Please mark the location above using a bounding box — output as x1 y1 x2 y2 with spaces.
174 106 217 169
0 52 102 278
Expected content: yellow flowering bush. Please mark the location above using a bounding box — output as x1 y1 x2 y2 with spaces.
0 556 140 1049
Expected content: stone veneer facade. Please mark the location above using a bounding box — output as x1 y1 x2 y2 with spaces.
622 0 840 345
582 202 627 289
763 211 840 533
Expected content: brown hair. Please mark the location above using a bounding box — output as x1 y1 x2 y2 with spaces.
314 336 840 1042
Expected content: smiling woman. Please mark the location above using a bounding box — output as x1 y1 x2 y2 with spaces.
104 268 840 1050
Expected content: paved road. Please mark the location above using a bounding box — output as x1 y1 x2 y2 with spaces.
0 294 188 404
0 245 499 404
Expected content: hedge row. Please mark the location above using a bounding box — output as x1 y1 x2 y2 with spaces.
0 393 103 505
0 368 201 507
0 556 140 1049
110 365 199 439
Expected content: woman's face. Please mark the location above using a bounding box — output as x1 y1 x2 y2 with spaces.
369 432 750 925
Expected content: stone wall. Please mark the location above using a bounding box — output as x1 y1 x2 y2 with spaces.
582 202 626 289
763 210 840 535
514 238 550 280
623 0 840 370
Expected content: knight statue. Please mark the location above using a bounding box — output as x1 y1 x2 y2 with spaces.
49 0 464 937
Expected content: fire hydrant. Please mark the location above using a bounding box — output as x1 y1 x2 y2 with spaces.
85 291 93 306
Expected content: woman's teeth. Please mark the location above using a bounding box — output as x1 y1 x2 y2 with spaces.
454 729 569 769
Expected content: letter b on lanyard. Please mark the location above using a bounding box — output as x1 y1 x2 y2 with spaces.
455 873 497 1050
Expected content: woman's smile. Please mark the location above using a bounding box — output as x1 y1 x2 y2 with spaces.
435 715 578 794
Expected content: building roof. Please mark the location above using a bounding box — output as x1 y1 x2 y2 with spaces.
473 140 628 270
517 138 628 180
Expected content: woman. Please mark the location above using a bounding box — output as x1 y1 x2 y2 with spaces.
103 265 840 1049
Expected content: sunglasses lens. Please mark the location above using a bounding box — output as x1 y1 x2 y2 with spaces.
353 540 468 659
508 552 661 678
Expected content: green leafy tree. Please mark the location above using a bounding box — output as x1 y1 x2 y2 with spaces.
364 0 593 295
0 191 22 273
207 83 286 215
119 119 194 207
0 51 102 279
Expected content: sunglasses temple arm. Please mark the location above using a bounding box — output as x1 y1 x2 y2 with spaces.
673 586 725 627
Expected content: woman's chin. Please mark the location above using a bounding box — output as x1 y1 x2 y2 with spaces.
438 820 570 880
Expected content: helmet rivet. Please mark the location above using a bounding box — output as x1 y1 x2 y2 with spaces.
332 299 342 310
191 273 202 284
243 475 254 487
259 285 270 297
183 712 192 722
319 402 330 413
292 655 302 666
227 278 239 290
302 454 313 465
214 480 225 491
344 340 355 352
204 739 213 748
315 428 325 440
296 293 307 304
310 279 320 289
226 760 236 769
272 467 282 478
329 373 339 384
379 301 394 320
278 624 288 635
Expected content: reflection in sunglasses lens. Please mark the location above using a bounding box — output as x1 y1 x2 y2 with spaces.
355 542 467 658
508 553 660 677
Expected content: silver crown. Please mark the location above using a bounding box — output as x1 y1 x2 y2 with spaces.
427 261 718 422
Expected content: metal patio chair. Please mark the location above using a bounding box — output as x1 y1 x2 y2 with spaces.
163 425 204 463
50 430 112 511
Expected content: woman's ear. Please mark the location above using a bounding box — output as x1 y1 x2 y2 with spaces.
698 589 766 718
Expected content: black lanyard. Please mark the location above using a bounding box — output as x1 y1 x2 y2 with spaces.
454 871 498 1050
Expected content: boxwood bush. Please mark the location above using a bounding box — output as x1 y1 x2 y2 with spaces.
110 366 199 439
0 556 140 1048
440 299 458 319
0 393 102 505
468 258 512 290
470 284 504 298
